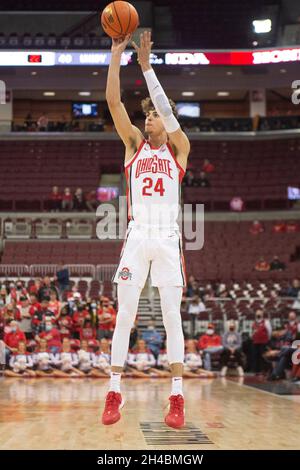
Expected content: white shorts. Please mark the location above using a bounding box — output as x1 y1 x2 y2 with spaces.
112 226 186 288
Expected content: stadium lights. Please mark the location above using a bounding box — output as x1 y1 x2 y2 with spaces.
182 91 195 97
217 91 230 97
43 91 55 96
79 91 91 96
253 19 272 34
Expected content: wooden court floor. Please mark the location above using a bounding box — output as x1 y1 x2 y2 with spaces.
0 377 299 450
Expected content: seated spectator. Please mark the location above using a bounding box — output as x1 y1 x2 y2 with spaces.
284 279 300 298
252 309 271 374
57 306 73 340
36 318 62 354
38 277 58 302
73 187 87 211
249 220 264 235
230 197 244 212
48 289 62 317
264 323 294 379
188 296 206 316
80 318 97 342
4 320 26 356
202 158 215 173
292 292 300 311
195 171 211 188
85 190 98 212
142 318 163 359
97 297 116 340
270 255 286 271
286 221 300 233
37 112 49 132
184 339 214 378
77 339 104 377
61 187 73 211
31 296 56 338
52 338 84 377
29 292 41 317
4 341 36 378
220 321 244 377
186 278 202 298
198 324 223 371
17 295 33 340
49 186 62 212
72 304 90 340
255 257 270 272
126 339 156 377
272 221 286 233
182 169 195 187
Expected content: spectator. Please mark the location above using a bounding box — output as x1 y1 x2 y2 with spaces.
230 197 244 212
72 304 90 339
142 318 163 359
182 169 195 187
286 279 300 298
286 221 300 233
249 220 264 235
264 323 294 380
287 311 300 337
29 293 41 317
272 221 286 233
57 306 73 340
195 171 210 188
127 339 156 377
97 298 116 340
202 159 215 173
17 295 33 340
85 190 98 212
80 318 97 342
4 341 35 378
31 296 56 338
61 187 73 211
270 255 286 271
186 279 202 298
198 324 223 371
255 257 270 272
4 320 26 354
55 265 70 300
251 309 271 374
49 186 62 212
220 321 244 377
188 295 206 315
37 318 62 354
184 339 213 378
37 113 49 132
38 276 58 302
73 187 87 211
292 292 300 311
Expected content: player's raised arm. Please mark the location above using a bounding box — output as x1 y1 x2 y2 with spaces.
132 31 190 169
106 35 143 158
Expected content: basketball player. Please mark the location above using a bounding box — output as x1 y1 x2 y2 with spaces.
101 31 190 428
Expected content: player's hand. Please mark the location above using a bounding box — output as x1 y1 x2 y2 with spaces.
131 30 153 72
111 34 132 54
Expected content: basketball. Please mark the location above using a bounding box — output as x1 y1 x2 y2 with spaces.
101 1 139 39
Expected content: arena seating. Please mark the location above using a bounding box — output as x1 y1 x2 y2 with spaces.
0 137 299 211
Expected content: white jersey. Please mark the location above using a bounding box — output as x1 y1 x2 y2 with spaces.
125 139 185 230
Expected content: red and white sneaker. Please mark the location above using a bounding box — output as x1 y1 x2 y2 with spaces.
101 391 124 425
165 394 185 429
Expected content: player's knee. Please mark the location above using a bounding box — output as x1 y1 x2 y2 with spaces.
115 309 135 330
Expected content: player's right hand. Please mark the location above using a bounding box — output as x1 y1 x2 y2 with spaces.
111 34 132 54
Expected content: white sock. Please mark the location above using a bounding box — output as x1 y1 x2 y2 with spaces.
109 372 121 393
171 377 183 396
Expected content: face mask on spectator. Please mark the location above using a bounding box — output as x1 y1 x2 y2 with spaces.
16 284 22 290
148 325 154 330
45 324 52 331
11 327 17 332
91 303 97 309
207 329 214 335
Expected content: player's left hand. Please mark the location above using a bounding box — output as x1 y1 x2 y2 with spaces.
131 30 153 71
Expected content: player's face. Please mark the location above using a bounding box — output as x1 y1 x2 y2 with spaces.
145 109 165 135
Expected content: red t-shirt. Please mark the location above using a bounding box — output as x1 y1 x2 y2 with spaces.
98 307 116 331
73 310 89 333
4 330 26 349
202 163 215 173
272 222 286 233
198 334 222 350
29 302 41 316
39 328 61 349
